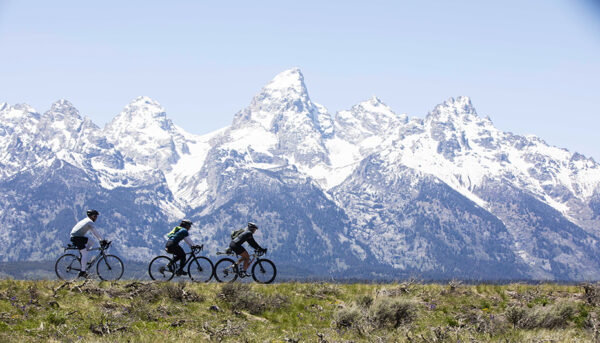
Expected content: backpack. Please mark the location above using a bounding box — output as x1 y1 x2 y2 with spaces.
167 226 182 239
231 228 245 240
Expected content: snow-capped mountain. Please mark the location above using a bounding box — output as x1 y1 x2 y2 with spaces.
1 68 599 280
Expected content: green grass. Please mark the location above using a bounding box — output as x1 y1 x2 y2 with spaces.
0 279 598 342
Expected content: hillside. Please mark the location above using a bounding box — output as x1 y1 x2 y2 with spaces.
0 280 598 342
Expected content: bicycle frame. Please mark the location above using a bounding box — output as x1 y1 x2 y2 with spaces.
213 248 275 283
63 243 108 272
167 246 202 270
219 250 263 277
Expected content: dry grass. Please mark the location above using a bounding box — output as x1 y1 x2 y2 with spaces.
0 280 597 342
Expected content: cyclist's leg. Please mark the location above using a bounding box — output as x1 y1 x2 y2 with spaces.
168 243 186 273
240 250 250 272
86 237 95 250
71 236 88 272
84 237 96 269
177 247 186 272
230 244 248 271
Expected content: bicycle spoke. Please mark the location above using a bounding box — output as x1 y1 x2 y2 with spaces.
149 256 175 281
214 258 238 283
251 259 277 284
55 254 81 280
97 255 124 281
187 257 214 282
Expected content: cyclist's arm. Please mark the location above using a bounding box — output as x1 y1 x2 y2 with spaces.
89 226 103 241
247 236 262 251
183 236 194 247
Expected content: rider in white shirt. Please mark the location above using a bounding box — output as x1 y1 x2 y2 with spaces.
70 209 105 278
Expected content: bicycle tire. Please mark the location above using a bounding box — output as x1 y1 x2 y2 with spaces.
251 258 277 284
96 254 124 281
148 255 175 281
187 256 214 282
214 258 238 283
55 253 81 280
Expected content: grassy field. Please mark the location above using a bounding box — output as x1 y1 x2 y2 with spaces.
0 279 599 342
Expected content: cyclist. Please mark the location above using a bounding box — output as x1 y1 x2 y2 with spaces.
229 222 266 277
165 219 200 276
70 209 106 278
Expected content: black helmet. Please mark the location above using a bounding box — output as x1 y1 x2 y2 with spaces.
247 222 258 230
180 220 193 229
86 209 99 217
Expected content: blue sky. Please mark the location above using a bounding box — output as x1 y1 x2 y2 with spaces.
1 0 599 160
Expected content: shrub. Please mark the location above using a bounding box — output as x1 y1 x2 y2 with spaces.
334 306 364 330
507 302 577 329
506 305 527 328
583 283 600 306
356 294 373 309
537 302 576 329
162 283 204 303
369 298 417 328
220 283 289 315
221 283 265 314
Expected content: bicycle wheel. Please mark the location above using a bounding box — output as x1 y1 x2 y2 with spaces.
97 255 124 281
55 253 81 280
148 255 175 281
252 259 277 284
214 258 238 283
187 256 214 282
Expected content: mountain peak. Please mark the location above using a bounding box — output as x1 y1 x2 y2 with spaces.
426 96 478 123
264 67 306 93
232 68 315 130
48 99 81 118
120 96 167 120
335 96 404 144
356 96 393 113
440 96 476 115
129 96 162 108
105 96 172 135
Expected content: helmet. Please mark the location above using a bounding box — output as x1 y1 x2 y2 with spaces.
180 220 193 229
86 209 99 217
247 222 258 230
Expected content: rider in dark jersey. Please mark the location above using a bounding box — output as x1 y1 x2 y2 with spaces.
229 222 266 276
165 220 199 276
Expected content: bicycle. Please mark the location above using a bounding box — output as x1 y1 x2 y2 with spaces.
148 245 214 282
213 248 276 284
55 241 124 281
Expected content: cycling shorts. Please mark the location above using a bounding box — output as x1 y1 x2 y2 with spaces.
70 236 88 250
229 242 247 255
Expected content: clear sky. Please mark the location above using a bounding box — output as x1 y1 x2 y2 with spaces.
1 0 599 160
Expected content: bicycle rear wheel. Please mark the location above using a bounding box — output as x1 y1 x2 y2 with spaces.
187 256 214 282
97 255 124 281
148 256 175 281
214 258 238 283
55 253 81 280
252 259 277 284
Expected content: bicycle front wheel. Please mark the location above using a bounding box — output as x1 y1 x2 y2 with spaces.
97 255 124 281
252 259 277 284
148 255 174 281
187 256 214 282
214 258 238 283
55 253 81 280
